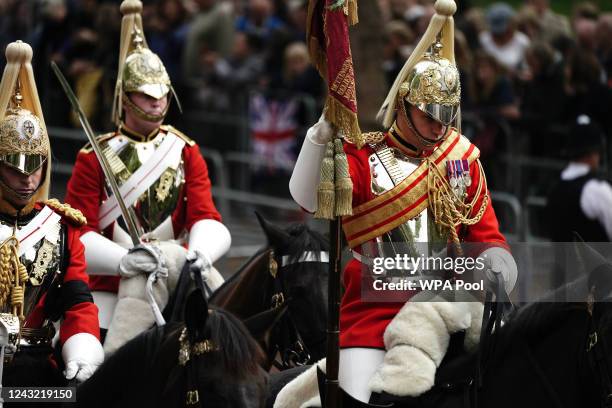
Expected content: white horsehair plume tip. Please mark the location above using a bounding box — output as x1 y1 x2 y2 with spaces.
434 0 457 16
120 0 142 15
5 41 33 64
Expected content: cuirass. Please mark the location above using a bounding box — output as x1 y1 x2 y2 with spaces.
102 131 185 232
360 142 446 271
0 214 64 318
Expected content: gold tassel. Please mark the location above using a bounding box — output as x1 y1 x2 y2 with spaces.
314 141 335 220
347 0 359 25
334 138 353 216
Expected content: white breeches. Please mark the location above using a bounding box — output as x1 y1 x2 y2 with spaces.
92 291 118 330
339 348 385 403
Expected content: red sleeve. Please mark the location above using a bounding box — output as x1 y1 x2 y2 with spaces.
462 159 507 246
59 224 100 344
173 145 221 234
64 151 105 235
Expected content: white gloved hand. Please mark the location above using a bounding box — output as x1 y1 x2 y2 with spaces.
478 247 518 293
119 244 168 278
62 333 104 382
308 113 333 145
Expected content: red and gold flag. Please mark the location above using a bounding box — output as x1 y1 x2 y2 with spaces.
307 0 364 148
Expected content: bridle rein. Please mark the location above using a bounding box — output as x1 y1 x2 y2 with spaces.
268 249 328 370
587 290 612 408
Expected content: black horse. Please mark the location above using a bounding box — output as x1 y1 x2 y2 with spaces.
271 240 612 408
210 213 329 370
77 288 268 408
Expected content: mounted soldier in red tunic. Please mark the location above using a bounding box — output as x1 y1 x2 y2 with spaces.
277 0 518 405
0 41 103 385
64 0 229 354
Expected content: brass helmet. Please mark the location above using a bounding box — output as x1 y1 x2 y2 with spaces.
0 41 50 212
112 0 177 125
398 42 460 127
379 0 461 137
123 38 171 101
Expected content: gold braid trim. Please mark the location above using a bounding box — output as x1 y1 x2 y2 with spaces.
44 199 87 226
427 158 489 253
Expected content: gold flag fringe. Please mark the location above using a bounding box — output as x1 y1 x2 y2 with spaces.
325 96 364 149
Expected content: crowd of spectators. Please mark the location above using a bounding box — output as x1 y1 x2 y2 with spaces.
382 0 612 169
0 0 324 131
1 0 611 192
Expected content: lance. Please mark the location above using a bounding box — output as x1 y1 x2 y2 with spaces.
51 62 142 246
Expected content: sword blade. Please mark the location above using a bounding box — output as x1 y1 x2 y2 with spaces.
51 62 141 246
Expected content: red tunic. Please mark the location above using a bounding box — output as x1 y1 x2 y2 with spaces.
64 128 221 293
338 133 506 349
24 206 100 344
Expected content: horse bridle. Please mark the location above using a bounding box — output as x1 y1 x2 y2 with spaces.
515 288 612 408
268 249 328 369
586 289 612 408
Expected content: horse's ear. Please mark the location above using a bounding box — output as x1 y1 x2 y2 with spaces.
255 211 290 248
185 289 209 342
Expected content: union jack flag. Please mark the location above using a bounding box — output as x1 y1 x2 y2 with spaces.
249 92 299 174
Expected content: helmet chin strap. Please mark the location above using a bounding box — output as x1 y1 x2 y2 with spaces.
399 100 447 149
122 93 170 123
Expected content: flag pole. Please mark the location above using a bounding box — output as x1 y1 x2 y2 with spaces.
326 216 342 408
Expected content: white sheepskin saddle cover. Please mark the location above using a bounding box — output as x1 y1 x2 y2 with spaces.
273 291 483 407
103 242 224 354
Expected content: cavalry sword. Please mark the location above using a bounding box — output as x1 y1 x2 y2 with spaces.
51 62 142 246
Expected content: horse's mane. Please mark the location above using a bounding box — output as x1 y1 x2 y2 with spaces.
159 304 267 405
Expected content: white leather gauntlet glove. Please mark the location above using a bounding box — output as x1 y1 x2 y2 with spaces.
308 113 333 144
62 333 104 382
119 244 168 278
478 247 518 293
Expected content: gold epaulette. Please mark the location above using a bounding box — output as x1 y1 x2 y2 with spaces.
79 132 117 154
161 125 195 147
362 131 386 145
44 199 87 226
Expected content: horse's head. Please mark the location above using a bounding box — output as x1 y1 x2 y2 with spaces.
257 213 329 365
575 239 612 407
161 290 267 408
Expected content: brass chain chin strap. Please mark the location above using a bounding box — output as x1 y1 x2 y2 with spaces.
121 93 168 123
427 158 489 252
0 237 28 320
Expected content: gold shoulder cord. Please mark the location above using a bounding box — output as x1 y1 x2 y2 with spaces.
0 236 29 321
427 158 489 250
